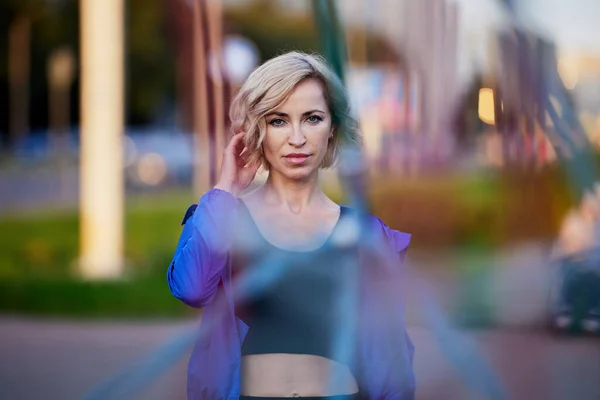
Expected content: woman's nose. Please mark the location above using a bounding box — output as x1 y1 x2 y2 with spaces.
288 125 307 147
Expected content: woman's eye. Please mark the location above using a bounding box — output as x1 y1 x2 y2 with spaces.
268 118 286 127
307 115 323 123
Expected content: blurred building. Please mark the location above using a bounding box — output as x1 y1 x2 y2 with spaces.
345 0 461 172
493 29 554 166
400 0 460 151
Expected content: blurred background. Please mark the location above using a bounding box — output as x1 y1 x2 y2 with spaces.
1 0 599 399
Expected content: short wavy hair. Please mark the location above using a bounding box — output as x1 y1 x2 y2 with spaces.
229 51 361 169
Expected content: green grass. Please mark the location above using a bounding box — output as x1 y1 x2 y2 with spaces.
0 190 198 318
0 278 195 318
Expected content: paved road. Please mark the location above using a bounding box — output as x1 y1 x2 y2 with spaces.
412 326 600 400
1 317 598 400
0 168 79 214
0 317 192 400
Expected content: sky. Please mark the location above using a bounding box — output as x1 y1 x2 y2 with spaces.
520 0 600 54
453 0 600 86
455 0 600 56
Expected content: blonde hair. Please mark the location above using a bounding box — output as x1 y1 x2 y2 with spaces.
229 51 361 169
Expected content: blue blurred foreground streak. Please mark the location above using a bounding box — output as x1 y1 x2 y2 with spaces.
417 281 507 400
80 1 507 400
81 212 505 399
83 329 198 400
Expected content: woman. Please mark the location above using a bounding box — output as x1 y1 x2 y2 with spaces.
168 52 415 400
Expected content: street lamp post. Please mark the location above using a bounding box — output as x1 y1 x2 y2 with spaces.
79 0 125 279
48 46 75 201
48 47 75 150
8 14 31 149
192 0 211 198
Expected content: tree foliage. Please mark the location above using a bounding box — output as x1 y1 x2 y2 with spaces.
0 0 175 142
224 0 320 62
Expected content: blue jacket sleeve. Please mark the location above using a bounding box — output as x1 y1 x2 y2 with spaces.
167 188 238 308
376 219 416 400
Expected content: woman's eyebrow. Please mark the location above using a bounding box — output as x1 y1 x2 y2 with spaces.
266 111 288 118
302 109 326 116
266 109 326 118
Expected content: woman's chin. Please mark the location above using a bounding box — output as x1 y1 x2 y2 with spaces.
279 165 318 182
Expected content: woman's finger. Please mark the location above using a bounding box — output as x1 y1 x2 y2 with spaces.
227 131 246 151
234 141 246 158
239 147 251 161
224 132 245 161
236 149 256 168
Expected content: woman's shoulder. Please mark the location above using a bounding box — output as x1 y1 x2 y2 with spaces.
368 213 411 254
339 206 411 254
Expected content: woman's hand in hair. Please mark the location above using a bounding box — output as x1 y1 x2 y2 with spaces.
214 132 260 197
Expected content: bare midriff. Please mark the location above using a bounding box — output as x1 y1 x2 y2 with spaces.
241 354 359 397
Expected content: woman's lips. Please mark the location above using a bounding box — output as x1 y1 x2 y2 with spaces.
284 154 311 165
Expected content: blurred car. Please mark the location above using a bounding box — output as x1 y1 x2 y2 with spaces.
7 128 195 189
549 248 600 335
124 129 194 189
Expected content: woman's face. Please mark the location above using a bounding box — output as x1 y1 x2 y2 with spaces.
262 78 333 181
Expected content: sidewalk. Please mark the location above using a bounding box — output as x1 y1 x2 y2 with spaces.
0 317 193 400
1 316 598 400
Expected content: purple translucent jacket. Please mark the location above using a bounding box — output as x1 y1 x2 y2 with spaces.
167 189 415 400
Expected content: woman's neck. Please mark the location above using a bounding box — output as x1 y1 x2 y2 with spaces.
260 170 325 214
